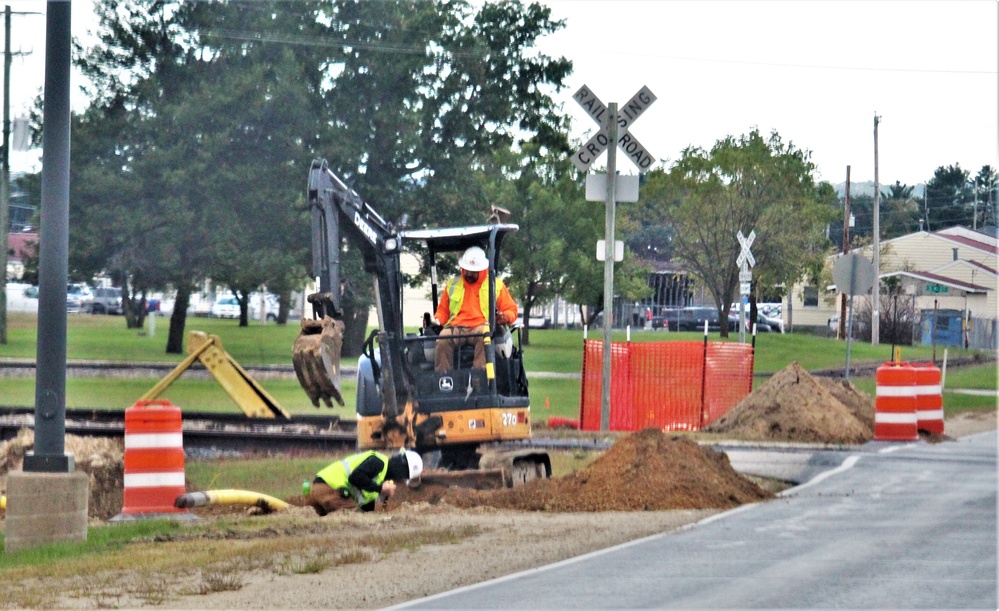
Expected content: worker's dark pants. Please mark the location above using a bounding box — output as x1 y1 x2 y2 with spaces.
308 481 356 516
435 325 486 371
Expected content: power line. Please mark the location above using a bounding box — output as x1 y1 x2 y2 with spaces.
575 48 997 76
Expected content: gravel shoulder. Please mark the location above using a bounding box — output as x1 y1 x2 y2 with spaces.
155 413 999 610
171 507 718 610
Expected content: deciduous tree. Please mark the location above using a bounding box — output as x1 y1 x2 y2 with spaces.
638 129 837 337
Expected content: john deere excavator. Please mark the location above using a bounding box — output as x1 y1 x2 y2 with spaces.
292 159 550 487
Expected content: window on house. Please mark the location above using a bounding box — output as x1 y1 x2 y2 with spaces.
803 286 818 307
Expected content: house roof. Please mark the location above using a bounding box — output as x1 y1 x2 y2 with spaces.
931 230 998 254
5 232 38 262
931 258 998 277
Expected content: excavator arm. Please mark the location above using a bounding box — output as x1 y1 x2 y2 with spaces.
293 160 413 445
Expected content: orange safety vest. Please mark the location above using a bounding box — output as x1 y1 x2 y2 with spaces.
444 276 506 325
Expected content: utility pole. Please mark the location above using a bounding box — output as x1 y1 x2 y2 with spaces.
839 165 850 340
0 4 39 345
871 114 881 347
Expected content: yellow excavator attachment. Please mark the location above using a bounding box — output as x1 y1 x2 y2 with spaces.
292 316 346 408
141 331 290 419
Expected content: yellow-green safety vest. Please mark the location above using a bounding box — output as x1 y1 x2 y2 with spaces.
316 450 389 507
445 276 506 325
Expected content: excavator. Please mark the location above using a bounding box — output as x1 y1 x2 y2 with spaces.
292 159 550 487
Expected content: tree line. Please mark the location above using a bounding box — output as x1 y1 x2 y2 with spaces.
9 0 993 352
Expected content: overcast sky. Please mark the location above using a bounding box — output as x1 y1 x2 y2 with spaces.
5 0 998 186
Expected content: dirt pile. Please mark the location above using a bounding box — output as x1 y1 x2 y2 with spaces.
393 428 773 512
706 362 874 444
0 429 125 520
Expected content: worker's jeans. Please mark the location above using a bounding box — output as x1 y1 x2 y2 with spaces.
434 325 486 371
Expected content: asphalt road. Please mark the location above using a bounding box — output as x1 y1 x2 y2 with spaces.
398 432 998 609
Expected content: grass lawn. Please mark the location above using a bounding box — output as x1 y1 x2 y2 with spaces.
1 313 993 419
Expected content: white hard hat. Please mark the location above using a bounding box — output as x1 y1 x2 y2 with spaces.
458 246 489 272
404 450 423 481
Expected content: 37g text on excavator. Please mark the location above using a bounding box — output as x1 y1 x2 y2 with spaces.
292 159 550 487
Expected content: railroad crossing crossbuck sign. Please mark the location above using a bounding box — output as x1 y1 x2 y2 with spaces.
572 85 657 173
736 230 756 295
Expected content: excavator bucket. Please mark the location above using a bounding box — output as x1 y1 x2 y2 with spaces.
293 316 346 407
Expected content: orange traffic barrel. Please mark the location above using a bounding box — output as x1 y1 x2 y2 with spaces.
111 400 192 521
913 363 944 435
874 362 918 441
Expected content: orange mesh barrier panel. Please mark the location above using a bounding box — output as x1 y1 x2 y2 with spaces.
580 339 753 432
629 341 705 431
702 342 755 426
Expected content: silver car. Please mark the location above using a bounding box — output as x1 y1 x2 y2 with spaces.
66 284 94 313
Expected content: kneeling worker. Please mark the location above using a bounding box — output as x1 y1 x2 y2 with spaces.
433 246 518 371
308 449 423 515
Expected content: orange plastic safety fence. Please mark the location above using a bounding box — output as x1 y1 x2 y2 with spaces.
579 339 754 432
702 342 755 426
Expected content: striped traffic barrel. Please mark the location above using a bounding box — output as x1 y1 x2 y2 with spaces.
112 400 190 520
874 362 918 441
913 362 944 435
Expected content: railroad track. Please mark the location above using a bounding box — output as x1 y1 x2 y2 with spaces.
0 407 611 457
0 407 358 456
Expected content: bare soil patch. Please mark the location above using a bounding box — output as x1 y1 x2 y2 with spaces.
391 428 772 512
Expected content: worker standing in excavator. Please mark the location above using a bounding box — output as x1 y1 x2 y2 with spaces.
432 246 518 371
307 449 423 515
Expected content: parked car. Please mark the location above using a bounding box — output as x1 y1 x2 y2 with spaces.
248 292 279 322
66 284 94 313
747 312 773 333
210 296 241 319
89 286 123 315
655 307 734 332
761 312 784 333
527 316 551 329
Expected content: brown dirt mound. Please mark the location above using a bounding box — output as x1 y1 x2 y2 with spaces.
393 428 773 512
706 362 873 445
815 375 876 433
0 429 125 520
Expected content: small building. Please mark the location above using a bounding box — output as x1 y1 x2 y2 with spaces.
786 226 997 348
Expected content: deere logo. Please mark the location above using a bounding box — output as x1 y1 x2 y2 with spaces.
439 377 454 392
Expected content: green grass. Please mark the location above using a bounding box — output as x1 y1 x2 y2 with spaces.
941 362 998 390
0 520 188 569
186 456 333 498
0 376 359 418
522 327 974 374
1 313 992 416
1 312 361 367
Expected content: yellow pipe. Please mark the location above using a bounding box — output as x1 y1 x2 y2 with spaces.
174 489 289 513
1 495 6 511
